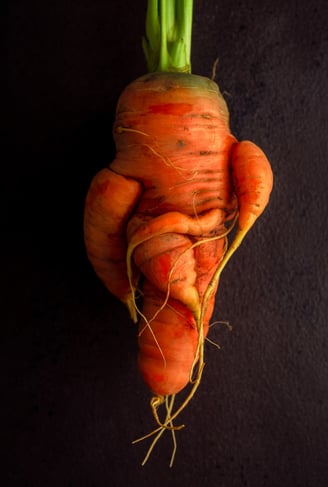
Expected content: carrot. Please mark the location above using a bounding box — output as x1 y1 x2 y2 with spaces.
83 0 273 466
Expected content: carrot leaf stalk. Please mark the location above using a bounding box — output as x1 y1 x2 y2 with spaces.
143 0 193 73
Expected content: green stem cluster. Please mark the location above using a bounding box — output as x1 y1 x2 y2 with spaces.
143 0 193 73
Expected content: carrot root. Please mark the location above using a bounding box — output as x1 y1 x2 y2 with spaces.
133 394 178 467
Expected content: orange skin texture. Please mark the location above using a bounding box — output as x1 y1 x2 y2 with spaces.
83 72 273 397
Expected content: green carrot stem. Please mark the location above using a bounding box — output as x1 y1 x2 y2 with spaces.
143 0 193 73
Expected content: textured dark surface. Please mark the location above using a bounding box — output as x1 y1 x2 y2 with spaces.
4 1 328 486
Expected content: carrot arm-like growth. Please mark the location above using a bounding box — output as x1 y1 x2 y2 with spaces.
83 168 142 322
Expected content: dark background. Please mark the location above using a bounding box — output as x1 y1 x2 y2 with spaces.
4 1 328 486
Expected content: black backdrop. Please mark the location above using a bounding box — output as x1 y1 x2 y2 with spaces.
5 1 328 486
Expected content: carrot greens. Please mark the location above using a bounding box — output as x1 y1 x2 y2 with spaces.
143 0 193 73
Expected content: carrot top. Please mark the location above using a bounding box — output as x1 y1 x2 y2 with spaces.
143 0 194 73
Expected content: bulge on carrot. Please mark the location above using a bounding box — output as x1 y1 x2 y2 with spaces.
83 0 274 467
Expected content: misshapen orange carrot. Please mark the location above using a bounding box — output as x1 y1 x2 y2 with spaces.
83 1 273 467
